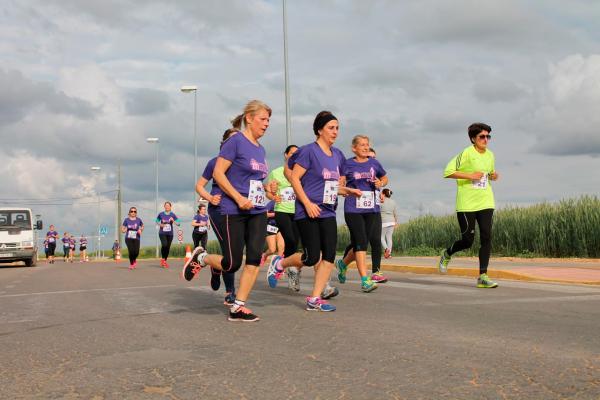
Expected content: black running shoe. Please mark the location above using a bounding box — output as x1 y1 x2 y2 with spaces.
228 306 260 322
181 247 205 281
210 267 221 291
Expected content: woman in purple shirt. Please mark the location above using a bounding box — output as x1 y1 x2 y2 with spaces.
266 111 361 312
46 225 58 264
156 201 180 269
79 235 88 263
121 207 144 269
184 100 273 322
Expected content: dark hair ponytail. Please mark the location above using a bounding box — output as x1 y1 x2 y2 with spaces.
382 188 393 198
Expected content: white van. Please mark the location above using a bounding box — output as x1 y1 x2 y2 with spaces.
0 208 43 267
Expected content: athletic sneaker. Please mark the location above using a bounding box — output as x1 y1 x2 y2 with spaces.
182 247 206 281
267 255 284 288
129 261 137 270
210 267 221 291
163 260 169 269
287 267 301 292
160 258 165 267
336 259 348 284
371 272 388 283
223 292 236 306
228 306 260 322
438 249 451 274
477 273 498 288
321 284 339 299
306 297 336 312
361 278 378 293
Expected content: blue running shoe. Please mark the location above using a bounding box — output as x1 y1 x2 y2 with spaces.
306 297 336 312
267 255 283 288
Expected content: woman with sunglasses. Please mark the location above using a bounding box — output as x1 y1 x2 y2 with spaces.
438 123 499 288
121 207 144 270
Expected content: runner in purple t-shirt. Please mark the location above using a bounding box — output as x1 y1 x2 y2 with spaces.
61 232 71 262
266 111 361 312
46 225 59 264
121 207 144 269
194 128 238 303
79 235 88 263
184 100 275 322
155 201 180 269
335 136 388 291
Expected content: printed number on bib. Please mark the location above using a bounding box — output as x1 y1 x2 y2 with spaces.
127 230 137 239
375 190 381 206
198 226 207 233
280 187 296 203
249 180 267 207
323 181 339 205
162 224 172 232
49 238 55 243
472 173 488 190
356 191 375 209
266 225 279 234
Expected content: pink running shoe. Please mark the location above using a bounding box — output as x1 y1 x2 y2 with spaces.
371 272 388 283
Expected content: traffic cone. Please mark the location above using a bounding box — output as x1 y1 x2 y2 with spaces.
184 245 192 264
115 249 121 263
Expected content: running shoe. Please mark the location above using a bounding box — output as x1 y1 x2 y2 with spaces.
371 271 388 283
163 260 169 269
336 259 348 284
182 247 206 281
361 278 378 293
477 273 498 288
321 284 339 299
129 261 137 270
160 258 165 267
438 249 451 274
210 267 221 291
306 297 336 312
287 267 301 292
228 306 260 322
259 253 268 267
267 255 284 288
223 292 236 306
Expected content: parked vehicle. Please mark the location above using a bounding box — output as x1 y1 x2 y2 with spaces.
0 208 42 267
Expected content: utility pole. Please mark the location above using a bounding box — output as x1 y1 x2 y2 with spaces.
116 159 122 247
283 0 292 146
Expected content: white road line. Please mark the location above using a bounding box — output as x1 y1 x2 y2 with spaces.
0 284 178 299
424 294 600 306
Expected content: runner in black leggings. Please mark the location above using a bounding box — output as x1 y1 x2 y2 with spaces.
191 204 209 250
121 207 144 269
156 201 180 269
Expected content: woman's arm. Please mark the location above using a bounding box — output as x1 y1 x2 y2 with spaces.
213 157 252 210
289 164 321 218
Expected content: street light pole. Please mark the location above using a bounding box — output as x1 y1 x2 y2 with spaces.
146 138 160 258
90 166 101 260
181 85 198 210
283 0 291 146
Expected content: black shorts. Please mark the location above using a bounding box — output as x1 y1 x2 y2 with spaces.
219 213 267 272
80 246 87 251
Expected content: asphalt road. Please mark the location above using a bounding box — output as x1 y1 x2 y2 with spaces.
0 260 599 399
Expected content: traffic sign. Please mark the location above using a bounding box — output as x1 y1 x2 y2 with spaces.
99 226 108 235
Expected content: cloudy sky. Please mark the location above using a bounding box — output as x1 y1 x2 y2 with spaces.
1 0 599 246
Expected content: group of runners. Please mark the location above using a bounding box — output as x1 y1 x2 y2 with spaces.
175 100 499 322
43 226 88 263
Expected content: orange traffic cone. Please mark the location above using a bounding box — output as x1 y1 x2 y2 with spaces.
184 245 192 264
115 249 121 263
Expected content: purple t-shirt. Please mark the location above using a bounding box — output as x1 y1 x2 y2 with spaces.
46 231 58 243
217 133 268 215
193 214 209 233
62 237 70 247
202 157 222 212
156 211 179 236
80 237 88 246
343 157 387 214
288 142 345 220
122 217 143 240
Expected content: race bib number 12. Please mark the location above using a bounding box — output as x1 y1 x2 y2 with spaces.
249 180 267 207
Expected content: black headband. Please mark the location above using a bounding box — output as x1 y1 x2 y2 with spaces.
313 113 338 135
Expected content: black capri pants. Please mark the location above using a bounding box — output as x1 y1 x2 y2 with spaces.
159 234 173 260
344 212 383 273
220 213 267 273
274 211 300 258
208 206 235 293
192 231 208 249
296 217 337 266
47 242 56 256
125 238 140 264
447 209 494 274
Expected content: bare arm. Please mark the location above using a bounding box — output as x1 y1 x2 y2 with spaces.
289 164 321 218
213 157 252 210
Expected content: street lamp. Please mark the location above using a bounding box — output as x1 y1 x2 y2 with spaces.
180 85 198 209
146 137 160 258
90 166 101 259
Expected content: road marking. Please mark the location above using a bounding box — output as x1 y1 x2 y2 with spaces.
0 284 178 299
424 294 600 306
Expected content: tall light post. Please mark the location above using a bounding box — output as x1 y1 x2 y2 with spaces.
180 85 198 209
90 166 101 259
282 0 292 146
146 137 160 258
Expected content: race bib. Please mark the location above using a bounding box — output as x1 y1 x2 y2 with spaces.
49 238 55 243
198 226 207 233
249 180 267 207
323 181 339 205
162 224 172 232
280 187 296 203
127 230 137 239
356 191 375 209
375 189 381 206
266 225 279 234
472 174 488 190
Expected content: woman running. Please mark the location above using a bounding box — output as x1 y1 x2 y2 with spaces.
79 234 88 262
121 207 144 270
69 234 76 263
192 204 210 250
184 101 272 322
380 189 397 259
335 135 388 291
43 238 49 261
46 225 58 264
61 232 70 262
438 122 499 288
267 111 361 312
194 128 238 304
156 201 180 268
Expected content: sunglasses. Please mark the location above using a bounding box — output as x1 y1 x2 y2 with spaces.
129 210 137 213
477 134 492 140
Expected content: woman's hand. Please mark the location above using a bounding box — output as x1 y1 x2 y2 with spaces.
237 197 253 210
210 194 221 206
304 202 321 218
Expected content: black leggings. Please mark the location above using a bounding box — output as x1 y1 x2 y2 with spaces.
207 206 237 292
192 231 208 249
447 209 494 274
296 217 337 265
125 238 140 264
274 212 300 258
47 242 56 256
344 212 383 273
219 213 267 273
159 234 173 260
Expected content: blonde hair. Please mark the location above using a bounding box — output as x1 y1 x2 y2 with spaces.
351 134 370 146
231 100 272 130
